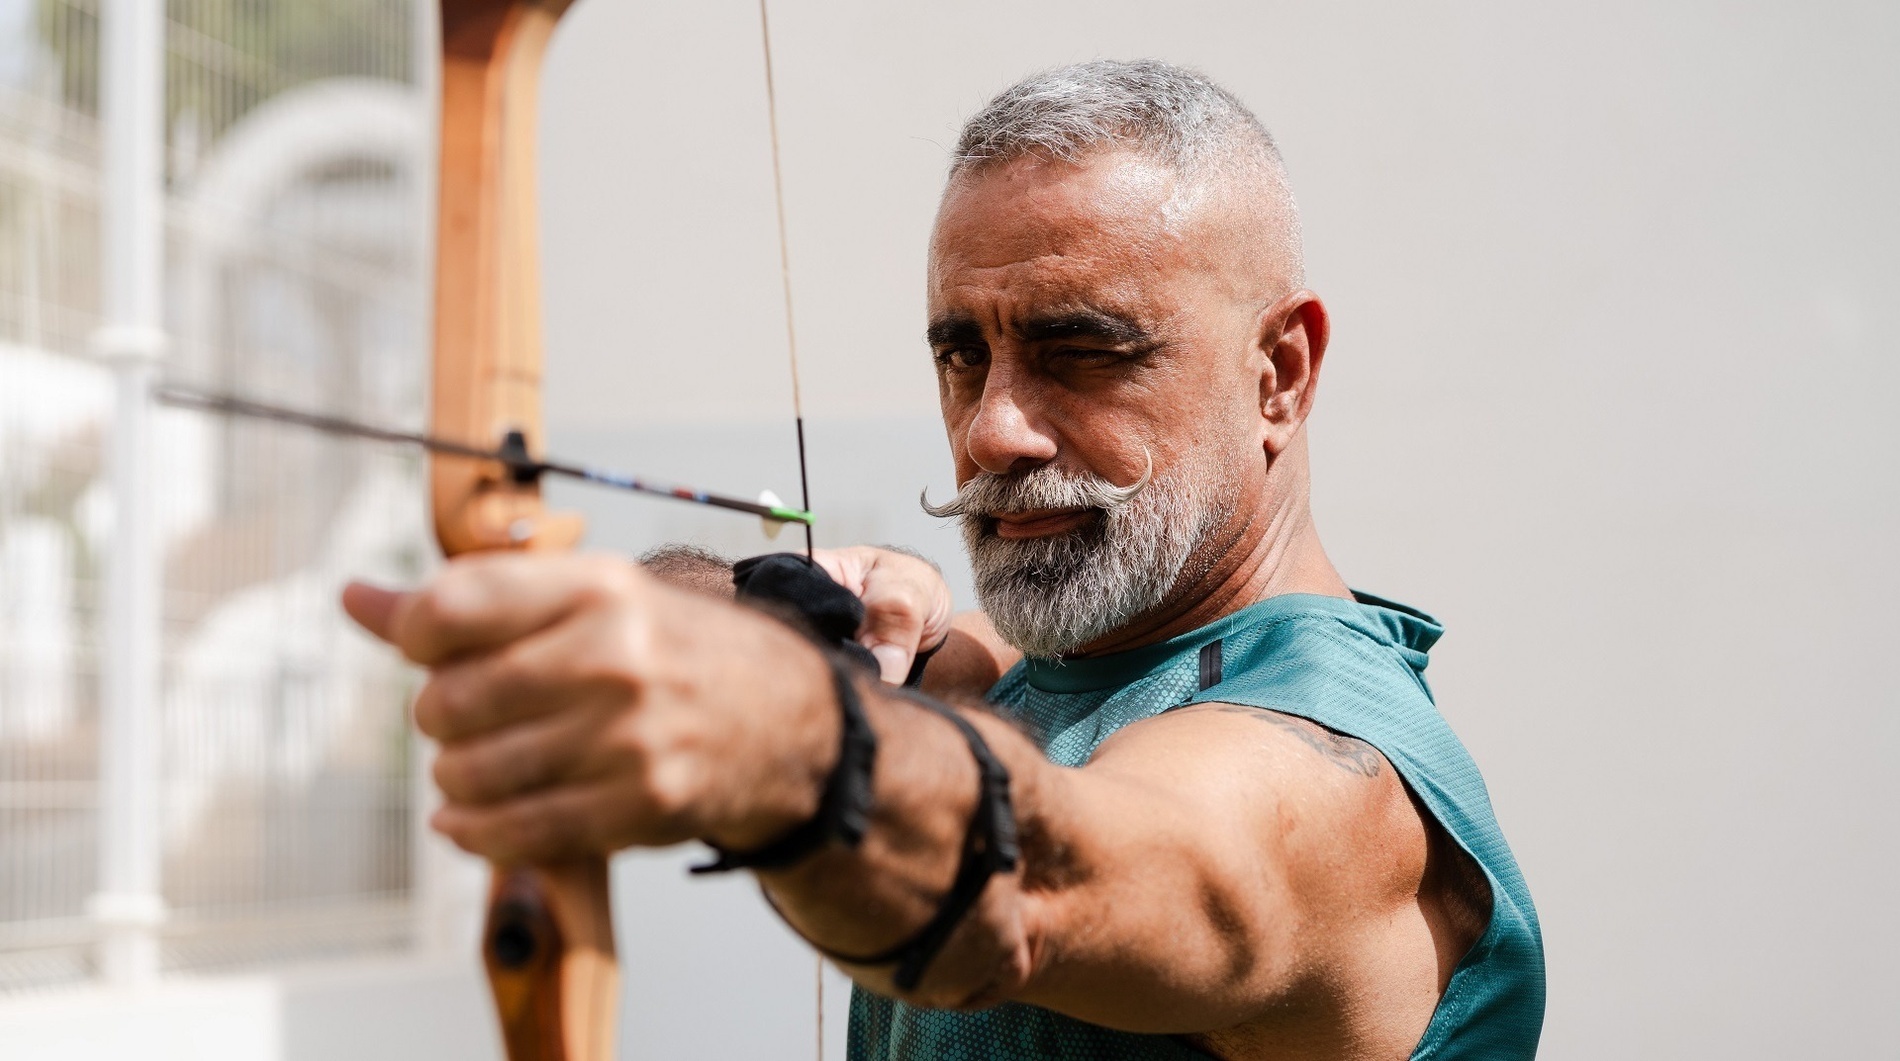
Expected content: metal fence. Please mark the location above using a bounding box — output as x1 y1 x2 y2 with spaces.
0 0 430 992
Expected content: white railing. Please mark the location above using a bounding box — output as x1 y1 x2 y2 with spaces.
0 0 435 994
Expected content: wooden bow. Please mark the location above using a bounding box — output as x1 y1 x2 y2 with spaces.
431 1 617 1058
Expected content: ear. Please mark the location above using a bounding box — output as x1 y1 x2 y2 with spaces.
1254 290 1330 456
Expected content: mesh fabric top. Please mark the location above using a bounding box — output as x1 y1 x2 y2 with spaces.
849 592 1545 1061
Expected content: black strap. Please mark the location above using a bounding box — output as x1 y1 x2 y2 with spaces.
717 555 1017 987
903 635 945 688
807 691 1019 990
691 653 876 874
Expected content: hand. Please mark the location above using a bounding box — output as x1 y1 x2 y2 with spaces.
812 546 954 684
341 552 836 864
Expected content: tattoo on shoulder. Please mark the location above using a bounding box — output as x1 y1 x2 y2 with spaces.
1211 705 1384 777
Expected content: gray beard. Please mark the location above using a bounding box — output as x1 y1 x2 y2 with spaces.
924 460 1229 659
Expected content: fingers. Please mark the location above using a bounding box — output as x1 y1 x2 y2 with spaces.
375 546 893 864
853 551 954 684
429 697 615 805
351 551 647 666
811 546 872 596
432 779 674 864
411 600 651 742
431 750 713 862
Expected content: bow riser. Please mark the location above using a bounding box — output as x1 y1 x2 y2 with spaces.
435 0 582 555
433 3 616 1059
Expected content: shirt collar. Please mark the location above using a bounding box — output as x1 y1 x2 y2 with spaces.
1021 591 1442 694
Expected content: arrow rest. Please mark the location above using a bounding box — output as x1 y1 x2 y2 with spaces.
499 430 540 486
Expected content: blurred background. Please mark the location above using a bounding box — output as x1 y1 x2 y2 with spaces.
0 1 1893 1058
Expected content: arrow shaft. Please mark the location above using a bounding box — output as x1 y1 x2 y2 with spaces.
153 384 814 527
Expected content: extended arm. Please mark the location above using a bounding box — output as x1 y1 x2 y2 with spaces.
757 690 1472 1045
345 553 1486 1050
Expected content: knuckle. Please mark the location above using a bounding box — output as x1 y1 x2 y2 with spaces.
483 645 535 701
600 717 696 831
641 763 697 825
403 590 470 653
592 610 655 685
432 749 474 801
879 593 925 626
581 553 644 602
425 563 486 619
411 683 447 738
422 669 482 738
598 713 659 780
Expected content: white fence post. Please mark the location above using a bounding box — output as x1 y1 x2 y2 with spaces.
89 0 169 988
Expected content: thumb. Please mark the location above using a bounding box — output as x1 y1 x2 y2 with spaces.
341 581 406 644
857 597 930 684
866 643 912 685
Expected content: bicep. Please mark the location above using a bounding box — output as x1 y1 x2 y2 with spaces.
1011 703 1431 1030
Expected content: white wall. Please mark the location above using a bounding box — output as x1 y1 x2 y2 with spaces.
531 2 1900 1058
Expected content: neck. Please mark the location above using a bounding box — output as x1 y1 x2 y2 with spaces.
1072 433 1349 658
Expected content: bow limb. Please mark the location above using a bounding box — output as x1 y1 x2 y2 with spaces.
433 2 616 1059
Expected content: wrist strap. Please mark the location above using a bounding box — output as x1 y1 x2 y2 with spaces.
691 653 876 874
809 692 1019 990
902 635 946 688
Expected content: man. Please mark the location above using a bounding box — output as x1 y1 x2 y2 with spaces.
346 60 1544 1060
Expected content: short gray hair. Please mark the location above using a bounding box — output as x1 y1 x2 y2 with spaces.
950 59 1302 281
952 59 1277 174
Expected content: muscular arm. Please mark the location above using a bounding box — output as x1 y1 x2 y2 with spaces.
352 553 1482 1056
763 685 1487 1053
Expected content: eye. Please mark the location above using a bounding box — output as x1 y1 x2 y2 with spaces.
1044 345 1137 373
933 346 988 372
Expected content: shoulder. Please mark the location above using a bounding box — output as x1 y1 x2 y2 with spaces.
1088 701 1419 860
1218 608 1433 701
1205 608 1456 773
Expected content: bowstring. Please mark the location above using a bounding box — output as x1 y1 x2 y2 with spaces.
756 1 825 1056
758 0 816 567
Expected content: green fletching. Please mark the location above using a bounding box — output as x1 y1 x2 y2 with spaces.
769 506 814 525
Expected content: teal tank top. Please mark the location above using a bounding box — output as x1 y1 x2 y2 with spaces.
849 592 1545 1060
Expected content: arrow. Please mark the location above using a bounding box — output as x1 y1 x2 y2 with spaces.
153 383 816 529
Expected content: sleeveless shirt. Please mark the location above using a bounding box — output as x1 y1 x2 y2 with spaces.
848 592 1545 1060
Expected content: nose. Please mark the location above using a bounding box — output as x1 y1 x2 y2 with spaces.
961 364 1058 477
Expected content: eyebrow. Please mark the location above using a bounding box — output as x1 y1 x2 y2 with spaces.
925 306 1153 348
1015 307 1151 346
925 314 984 349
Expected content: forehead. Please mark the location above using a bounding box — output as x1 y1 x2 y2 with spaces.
929 150 1194 312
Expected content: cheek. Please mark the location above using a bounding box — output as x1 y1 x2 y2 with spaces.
1142 370 1265 472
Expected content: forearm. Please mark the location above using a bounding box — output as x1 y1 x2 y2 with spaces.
752 676 1038 1008
630 547 1318 1022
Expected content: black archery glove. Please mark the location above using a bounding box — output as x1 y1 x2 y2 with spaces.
731 552 881 674
731 552 942 686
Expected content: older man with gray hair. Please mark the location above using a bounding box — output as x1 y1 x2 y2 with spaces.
347 59 1544 1061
